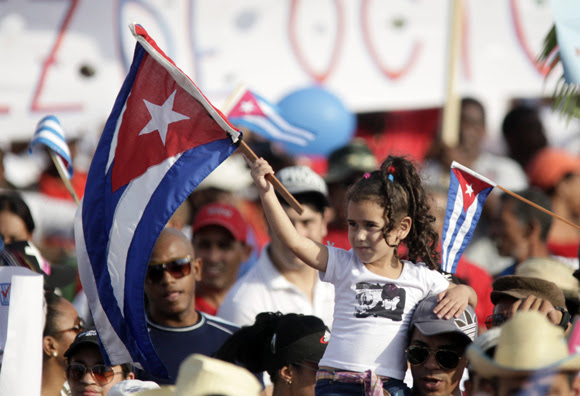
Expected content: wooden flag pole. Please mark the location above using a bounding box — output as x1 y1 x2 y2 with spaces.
238 141 303 215
441 0 463 147
49 151 80 205
496 185 580 231
221 84 304 215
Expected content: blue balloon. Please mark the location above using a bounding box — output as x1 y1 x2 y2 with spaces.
277 86 356 156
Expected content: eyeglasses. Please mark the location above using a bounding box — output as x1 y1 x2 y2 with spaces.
66 363 123 386
57 319 85 335
485 314 507 329
146 256 192 283
406 345 464 370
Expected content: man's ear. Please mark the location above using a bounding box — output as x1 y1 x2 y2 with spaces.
242 243 253 262
192 257 203 282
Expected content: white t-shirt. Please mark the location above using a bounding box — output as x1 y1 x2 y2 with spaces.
217 245 335 328
319 247 449 380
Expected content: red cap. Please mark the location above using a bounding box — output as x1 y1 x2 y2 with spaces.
192 203 247 243
527 148 580 191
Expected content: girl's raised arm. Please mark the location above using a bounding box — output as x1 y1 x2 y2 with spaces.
248 157 329 272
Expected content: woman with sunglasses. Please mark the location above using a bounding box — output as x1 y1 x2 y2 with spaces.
64 328 134 396
42 291 85 396
215 312 329 396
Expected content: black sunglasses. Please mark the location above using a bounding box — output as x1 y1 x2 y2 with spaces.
146 256 192 283
66 363 123 386
406 345 464 370
485 314 506 329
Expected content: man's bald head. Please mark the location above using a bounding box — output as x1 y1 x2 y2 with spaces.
152 227 194 260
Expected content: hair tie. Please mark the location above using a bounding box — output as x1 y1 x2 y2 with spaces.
387 165 395 182
363 172 371 179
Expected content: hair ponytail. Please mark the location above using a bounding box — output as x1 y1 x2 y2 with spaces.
347 155 440 270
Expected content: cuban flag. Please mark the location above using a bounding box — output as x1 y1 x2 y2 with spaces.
441 162 495 274
29 115 74 179
227 88 315 146
74 23 240 379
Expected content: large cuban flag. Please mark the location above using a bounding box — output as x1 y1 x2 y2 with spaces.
227 88 315 146
441 162 495 274
74 23 240 379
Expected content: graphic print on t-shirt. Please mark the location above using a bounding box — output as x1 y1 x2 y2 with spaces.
354 282 405 320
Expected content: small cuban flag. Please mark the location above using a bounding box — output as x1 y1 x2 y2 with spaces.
441 161 496 274
227 88 315 147
29 115 74 179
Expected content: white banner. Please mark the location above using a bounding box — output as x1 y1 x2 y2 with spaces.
0 0 559 143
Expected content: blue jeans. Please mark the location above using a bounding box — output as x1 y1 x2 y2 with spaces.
315 378 410 396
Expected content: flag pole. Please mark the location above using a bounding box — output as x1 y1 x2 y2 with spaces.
496 185 580 231
49 151 80 205
441 0 463 147
221 85 304 215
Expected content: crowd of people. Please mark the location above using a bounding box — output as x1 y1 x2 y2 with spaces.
1 97 580 396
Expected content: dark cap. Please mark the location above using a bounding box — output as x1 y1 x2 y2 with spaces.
64 328 100 358
325 139 377 184
269 313 330 367
410 294 478 344
491 275 566 308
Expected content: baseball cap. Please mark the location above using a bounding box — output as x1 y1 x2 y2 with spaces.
325 139 378 184
490 275 566 308
527 148 580 191
64 328 100 358
108 380 160 395
410 294 478 344
276 165 328 205
268 313 330 367
192 203 247 244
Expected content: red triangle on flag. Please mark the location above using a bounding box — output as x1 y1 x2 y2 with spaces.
452 168 493 211
110 53 229 192
228 90 266 118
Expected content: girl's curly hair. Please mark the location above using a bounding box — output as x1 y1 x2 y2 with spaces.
346 155 440 270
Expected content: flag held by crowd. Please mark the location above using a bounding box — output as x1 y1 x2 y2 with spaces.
441 162 496 274
74 23 240 379
29 115 74 179
227 88 315 146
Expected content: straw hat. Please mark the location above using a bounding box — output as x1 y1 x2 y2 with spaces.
515 258 579 300
467 311 580 378
140 354 261 396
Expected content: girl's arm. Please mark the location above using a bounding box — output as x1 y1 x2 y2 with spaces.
248 157 329 272
433 284 478 320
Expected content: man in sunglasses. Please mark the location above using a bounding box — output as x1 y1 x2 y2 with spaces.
141 227 239 384
65 329 134 396
407 294 478 396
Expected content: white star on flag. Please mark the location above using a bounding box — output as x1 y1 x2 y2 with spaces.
465 183 474 196
139 90 189 145
240 100 255 113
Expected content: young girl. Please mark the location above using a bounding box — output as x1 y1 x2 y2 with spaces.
248 155 477 396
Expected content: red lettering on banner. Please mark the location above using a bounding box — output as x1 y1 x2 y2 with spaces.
288 0 344 83
360 0 422 80
30 0 83 112
509 0 550 77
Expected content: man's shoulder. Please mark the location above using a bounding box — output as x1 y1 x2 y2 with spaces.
201 312 239 335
